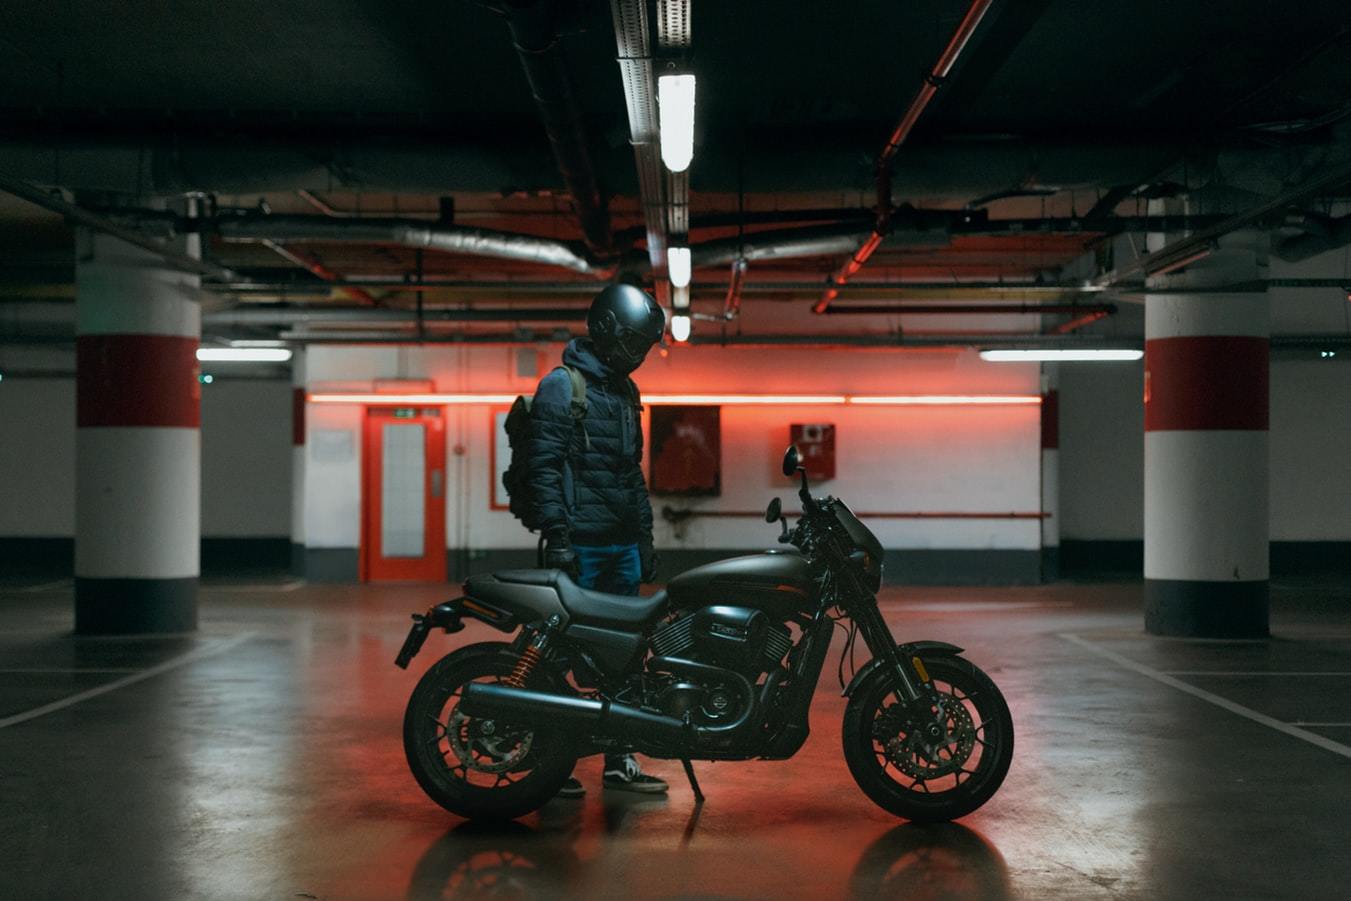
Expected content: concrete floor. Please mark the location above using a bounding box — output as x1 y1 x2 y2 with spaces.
2 575 1350 900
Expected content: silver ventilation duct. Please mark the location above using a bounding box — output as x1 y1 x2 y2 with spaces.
216 215 597 274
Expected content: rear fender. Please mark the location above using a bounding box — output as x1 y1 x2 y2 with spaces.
394 597 519 669
840 640 965 698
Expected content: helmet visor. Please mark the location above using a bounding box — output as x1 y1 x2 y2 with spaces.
614 325 659 362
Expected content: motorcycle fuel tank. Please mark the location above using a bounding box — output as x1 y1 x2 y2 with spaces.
667 553 813 620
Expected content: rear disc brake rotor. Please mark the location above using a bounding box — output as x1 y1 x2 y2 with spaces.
448 708 533 774
882 692 976 780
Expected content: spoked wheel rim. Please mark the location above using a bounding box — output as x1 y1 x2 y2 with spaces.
867 667 1003 800
426 675 542 791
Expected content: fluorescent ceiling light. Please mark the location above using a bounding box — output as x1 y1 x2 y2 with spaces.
980 349 1143 362
197 347 293 363
658 73 696 172
671 313 691 343
668 246 692 288
671 284 691 310
848 395 1041 405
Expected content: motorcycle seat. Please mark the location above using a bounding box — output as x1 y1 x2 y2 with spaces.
492 569 668 631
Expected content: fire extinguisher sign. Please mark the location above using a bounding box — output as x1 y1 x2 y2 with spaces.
789 423 836 480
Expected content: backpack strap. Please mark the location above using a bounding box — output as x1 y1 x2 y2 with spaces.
559 365 589 420
558 365 591 450
624 376 641 409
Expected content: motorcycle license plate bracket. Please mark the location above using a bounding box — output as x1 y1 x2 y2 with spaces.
393 598 478 669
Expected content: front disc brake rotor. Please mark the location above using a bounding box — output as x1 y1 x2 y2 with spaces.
883 692 976 780
448 708 533 774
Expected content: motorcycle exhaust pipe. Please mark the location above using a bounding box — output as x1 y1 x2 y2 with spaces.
459 682 689 746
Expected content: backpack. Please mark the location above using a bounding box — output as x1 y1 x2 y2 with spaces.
502 365 641 532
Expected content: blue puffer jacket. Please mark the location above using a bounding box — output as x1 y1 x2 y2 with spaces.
527 338 654 547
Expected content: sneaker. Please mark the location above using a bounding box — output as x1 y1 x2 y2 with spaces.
556 776 586 798
602 755 668 794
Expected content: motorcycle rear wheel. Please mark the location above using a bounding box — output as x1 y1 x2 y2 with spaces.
403 641 577 821
842 655 1013 823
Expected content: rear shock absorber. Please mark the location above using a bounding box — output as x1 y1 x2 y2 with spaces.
504 615 562 688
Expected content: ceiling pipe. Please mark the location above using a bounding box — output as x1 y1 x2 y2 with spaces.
203 306 586 326
215 214 598 274
692 223 875 268
1094 155 1351 287
257 239 380 305
482 0 612 258
815 0 996 314
824 302 1117 316
1274 212 1351 263
1045 308 1114 334
721 259 748 321
0 173 240 282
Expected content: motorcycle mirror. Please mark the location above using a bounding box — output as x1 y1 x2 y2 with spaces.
765 497 782 523
782 444 803 477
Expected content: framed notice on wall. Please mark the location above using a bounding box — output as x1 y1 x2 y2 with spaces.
790 423 836 480
650 405 721 496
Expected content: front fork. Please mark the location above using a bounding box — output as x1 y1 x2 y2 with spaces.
854 602 928 704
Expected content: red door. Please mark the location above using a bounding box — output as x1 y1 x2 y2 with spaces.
361 406 447 582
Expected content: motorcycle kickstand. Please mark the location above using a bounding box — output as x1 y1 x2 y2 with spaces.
680 758 705 803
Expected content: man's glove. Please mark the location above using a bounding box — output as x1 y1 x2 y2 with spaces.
544 529 580 580
639 540 658 584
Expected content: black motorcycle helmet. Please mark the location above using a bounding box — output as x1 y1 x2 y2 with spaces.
587 283 666 374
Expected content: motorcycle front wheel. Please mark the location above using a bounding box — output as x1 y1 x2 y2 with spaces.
403 641 577 821
842 655 1013 823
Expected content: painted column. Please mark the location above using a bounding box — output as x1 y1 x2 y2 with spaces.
290 349 307 577
1040 366 1059 581
1144 233 1269 637
75 228 201 633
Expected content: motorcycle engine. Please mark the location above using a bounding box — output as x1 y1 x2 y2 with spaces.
650 606 793 727
650 605 792 675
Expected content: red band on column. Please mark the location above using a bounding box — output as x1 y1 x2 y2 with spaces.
1040 390 1059 449
77 334 200 428
292 387 306 445
1144 336 1268 432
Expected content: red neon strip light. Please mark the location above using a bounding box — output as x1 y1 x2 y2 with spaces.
307 392 1042 407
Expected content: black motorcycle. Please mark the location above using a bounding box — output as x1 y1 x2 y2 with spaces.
395 445 1013 822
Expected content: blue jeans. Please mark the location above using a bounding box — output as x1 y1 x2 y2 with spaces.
574 543 641 597
570 543 643 774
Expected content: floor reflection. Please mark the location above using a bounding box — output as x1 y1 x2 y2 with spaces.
848 823 1011 901
407 822 579 900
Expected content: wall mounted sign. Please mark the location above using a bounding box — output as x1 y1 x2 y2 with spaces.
650 405 721 496
790 423 836 480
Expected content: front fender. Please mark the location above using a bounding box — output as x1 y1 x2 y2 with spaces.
841 640 965 698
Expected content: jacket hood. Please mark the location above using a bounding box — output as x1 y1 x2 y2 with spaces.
562 338 616 383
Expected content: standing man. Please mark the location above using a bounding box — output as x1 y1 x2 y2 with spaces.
527 283 668 797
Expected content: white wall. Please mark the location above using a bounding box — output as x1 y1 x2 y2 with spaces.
0 376 292 538
0 379 76 536
304 344 1043 552
1270 360 1351 540
1058 362 1145 540
200 381 292 537
1058 358 1351 541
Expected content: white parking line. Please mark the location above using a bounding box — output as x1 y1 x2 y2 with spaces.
0 668 142 674
1059 633 1351 762
1291 722 1351 728
1162 671 1351 677
11 579 73 593
209 580 304 593
0 632 256 730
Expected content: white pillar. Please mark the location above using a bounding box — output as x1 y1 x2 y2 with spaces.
290 348 307 577
1040 365 1060 580
1144 232 1269 637
75 228 201 633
